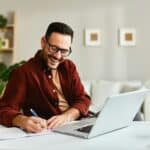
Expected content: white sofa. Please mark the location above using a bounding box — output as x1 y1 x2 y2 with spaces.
81 80 146 120
143 80 150 121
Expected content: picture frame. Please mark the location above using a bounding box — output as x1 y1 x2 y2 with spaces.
85 29 101 46
119 28 136 46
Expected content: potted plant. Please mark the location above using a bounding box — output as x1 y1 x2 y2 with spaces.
0 14 7 28
0 60 26 96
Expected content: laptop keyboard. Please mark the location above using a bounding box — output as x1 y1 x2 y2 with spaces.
76 125 93 133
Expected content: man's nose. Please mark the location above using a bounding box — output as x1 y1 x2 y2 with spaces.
54 50 62 58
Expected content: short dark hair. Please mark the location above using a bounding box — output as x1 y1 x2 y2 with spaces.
45 22 74 42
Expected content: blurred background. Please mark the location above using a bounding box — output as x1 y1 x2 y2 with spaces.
0 0 150 81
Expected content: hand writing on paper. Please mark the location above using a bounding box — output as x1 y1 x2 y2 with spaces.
12 115 47 133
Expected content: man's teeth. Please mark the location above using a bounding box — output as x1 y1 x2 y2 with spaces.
49 57 58 62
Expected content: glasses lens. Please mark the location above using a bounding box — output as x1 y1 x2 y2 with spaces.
47 43 71 56
61 49 70 56
51 46 58 52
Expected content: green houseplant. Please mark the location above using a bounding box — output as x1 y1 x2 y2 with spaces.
0 60 26 96
0 14 7 28
0 62 7 95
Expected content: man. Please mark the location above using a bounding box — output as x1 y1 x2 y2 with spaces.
0 22 91 133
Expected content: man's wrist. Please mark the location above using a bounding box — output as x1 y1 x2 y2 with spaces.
64 107 80 122
12 114 27 128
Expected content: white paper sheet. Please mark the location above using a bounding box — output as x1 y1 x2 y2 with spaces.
0 125 53 140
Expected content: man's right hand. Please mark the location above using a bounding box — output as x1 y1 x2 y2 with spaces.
12 114 47 133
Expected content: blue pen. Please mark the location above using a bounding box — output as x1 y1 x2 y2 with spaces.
30 108 39 117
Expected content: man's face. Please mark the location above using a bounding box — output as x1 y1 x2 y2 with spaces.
41 32 72 69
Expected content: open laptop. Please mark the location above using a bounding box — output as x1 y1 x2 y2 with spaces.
53 89 149 139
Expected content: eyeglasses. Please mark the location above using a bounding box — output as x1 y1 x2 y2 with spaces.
47 42 72 57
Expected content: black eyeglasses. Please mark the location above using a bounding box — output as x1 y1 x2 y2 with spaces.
47 42 72 57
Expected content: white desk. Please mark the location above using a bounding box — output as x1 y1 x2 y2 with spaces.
0 122 150 150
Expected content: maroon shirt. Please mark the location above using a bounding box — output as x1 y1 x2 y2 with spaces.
0 50 91 127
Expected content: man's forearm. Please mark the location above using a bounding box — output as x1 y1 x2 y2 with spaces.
63 107 80 122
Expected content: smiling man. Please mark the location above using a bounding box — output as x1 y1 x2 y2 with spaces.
0 22 91 133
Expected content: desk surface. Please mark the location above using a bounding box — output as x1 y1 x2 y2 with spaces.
0 122 150 150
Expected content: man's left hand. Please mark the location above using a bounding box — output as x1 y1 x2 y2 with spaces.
47 114 70 129
47 108 80 129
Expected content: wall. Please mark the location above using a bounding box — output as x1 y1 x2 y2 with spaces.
0 0 150 81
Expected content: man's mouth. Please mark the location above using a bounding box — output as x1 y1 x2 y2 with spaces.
48 55 60 65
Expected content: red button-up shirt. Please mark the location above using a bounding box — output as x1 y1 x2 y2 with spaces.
0 50 91 126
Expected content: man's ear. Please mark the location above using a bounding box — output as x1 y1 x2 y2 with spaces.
41 36 46 49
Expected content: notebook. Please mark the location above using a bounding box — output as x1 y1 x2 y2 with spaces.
53 89 149 139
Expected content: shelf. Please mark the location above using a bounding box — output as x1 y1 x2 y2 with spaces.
0 48 13 52
0 25 14 32
0 11 16 66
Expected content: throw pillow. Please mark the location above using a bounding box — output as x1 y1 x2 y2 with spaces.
90 80 121 113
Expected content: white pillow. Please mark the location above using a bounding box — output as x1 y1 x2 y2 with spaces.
145 80 150 89
120 81 142 93
90 80 121 113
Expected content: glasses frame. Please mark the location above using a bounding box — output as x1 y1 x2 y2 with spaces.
47 42 72 57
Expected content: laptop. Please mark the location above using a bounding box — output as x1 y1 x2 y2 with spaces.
53 89 149 139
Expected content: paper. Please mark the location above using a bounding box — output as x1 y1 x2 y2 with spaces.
0 125 53 140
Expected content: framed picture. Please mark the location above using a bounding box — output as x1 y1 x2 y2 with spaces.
85 29 101 46
119 28 136 46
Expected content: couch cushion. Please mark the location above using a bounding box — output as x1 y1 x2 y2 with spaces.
90 80 121 113
120 81 142 93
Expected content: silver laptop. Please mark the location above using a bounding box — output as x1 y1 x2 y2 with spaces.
53 89 149 139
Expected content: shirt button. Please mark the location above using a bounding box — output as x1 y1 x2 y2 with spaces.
48 75 52 79
52 89 56 93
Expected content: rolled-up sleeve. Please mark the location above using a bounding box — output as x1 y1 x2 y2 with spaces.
68 61 91 116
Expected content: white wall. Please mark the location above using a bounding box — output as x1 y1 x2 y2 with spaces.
0 0 150 81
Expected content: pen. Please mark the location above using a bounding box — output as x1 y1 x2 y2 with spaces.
30 108 39 117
